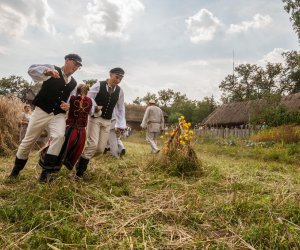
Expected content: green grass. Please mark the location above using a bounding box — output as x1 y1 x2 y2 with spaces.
0 133 299 249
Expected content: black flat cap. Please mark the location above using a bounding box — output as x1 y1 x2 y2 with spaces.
110 67 125 76
65 53 82 66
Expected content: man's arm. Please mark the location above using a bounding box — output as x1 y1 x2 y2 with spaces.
160 109 165 131
141 107 150 129
28 64 58 82
87 81 103 113
115 88 126 129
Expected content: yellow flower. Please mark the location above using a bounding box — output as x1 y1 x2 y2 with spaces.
180 115 185 120
160 136 164 139
189 130 194 135
165 132 169 136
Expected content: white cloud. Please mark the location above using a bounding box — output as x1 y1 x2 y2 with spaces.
76 0 144 43
227 14 271 34
258 48 288 66
0 46 9 55
0 0 55 37
186 9 222 43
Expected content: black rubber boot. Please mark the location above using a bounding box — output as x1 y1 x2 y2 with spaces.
9 157 28 177
75 157 89 179
38 154 59 183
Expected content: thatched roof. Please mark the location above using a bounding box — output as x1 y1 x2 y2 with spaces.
125 104 168 122
125 104 147 122
279 92 300 111
204 93 300 126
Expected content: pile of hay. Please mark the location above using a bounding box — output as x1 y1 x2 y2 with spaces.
0 95 24 155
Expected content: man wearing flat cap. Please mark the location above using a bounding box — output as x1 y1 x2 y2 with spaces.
141 99 164 154
75 67 126 178
9 53 82 182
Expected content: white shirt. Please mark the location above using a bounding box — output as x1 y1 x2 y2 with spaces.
88 80 126 129
27 64 77 102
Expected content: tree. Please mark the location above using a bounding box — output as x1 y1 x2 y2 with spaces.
157 89 175 108
282 50 300 93
192 96 217 124
142 92 158 105
283 0 300 42
83 79 97 87
133 97 143 105
0 75 31 100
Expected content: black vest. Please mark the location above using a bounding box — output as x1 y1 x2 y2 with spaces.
32 66 77 115
94 81 120 120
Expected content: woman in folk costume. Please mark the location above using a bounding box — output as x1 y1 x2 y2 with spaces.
40 84 95 171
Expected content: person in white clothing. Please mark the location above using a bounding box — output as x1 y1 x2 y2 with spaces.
105 109 126 158
8 54 82 182
75 67 126 178
140 99 164 153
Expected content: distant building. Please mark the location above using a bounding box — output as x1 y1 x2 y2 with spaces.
203 93 300 127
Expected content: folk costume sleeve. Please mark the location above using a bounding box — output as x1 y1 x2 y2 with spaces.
28 64 54 82
141 107 150 129
115 88 126 129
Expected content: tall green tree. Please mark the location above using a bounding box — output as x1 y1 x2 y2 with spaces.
282 50 300 93
283 0 300 42
0 75 31 100
83 79 97 87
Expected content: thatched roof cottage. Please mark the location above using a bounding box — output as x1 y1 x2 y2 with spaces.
203 93 300 127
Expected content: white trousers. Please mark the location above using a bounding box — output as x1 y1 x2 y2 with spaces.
16 107 66 160
108 130 125 158
82 116 111 159
146 130 160 153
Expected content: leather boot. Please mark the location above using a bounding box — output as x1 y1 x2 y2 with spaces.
9 157 28 177
39 154 59 183
75 157 89 178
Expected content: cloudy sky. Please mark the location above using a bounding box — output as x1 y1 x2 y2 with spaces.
0 0 298 103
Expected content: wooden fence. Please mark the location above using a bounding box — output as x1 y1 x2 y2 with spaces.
194 127 259 138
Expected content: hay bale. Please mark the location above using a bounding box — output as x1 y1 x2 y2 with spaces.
0 95 24 155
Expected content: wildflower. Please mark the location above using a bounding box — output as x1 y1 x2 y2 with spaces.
160 136 164 139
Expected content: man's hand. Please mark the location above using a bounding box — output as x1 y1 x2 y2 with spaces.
60 101 70 111
115 128 124 136
44 69 60 78
95 105 103 112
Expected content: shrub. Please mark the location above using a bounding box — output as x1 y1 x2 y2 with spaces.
251 105 300 127
251 124 300 143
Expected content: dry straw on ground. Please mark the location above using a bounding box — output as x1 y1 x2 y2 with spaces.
0 95 24 155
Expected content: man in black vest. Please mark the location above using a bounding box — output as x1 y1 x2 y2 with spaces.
75 67 126 179
9 54 82 182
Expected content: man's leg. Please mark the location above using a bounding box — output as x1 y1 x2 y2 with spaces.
109 129 120 158
39 113 66 182
146 131 159 153
10 107 51 177
77 117 100 178
117 137 126 156
95 118 111 155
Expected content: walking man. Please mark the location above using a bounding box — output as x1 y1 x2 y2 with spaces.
75 67 126 178
9 54 82 182
141 99 164 153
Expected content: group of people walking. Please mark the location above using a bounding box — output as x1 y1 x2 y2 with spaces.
8 53 164 182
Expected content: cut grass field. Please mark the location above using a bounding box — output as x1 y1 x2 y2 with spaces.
0 133 299 249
